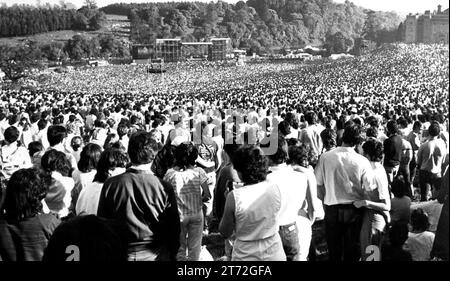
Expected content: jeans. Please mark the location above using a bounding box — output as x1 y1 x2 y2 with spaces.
278 222 300 261
296 215 312 261
203 172 216 230
419 170 442 202
177 212 204 261
324 204 363 261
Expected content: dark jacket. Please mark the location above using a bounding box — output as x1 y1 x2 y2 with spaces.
383 134 403 167
97 168 180 261
0 214 60 261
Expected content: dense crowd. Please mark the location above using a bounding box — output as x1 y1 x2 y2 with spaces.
0 43 448 261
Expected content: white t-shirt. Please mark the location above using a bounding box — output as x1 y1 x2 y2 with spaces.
404 231 435 261
267 164 307 226
76 182 104 216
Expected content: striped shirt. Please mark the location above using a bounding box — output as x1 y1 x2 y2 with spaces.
164 167 208 216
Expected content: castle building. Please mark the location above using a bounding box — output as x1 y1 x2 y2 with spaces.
403 5 449 44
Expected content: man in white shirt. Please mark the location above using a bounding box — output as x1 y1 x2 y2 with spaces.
417 121 447 202
263 135 308 261
315 124 375 261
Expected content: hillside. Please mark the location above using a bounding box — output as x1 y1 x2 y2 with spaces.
101 0 402 52
0 14 130 47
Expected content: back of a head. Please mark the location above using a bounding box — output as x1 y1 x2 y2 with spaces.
3 168 47 222
128 131 159 165
428 121 441 137
288 144 311 167
320 128 337 149
41 149 72 176
410 208 430 232
77 143 102 173
391 175 409 198
342 125 361 147
261 134 288 165
28 141 44 157
362 138 383 162
174 142 198 169
231 145 268 185
305 111 316 125
47 125 67 147
94 148 129 183
386 120 399 136
42 215 128 261
3 126 20 144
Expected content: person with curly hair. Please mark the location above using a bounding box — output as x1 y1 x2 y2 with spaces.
404 208 435 261
41 149 74 219
354 138 391 259
219 145 286 261
0 168 60 261
164 142 211 261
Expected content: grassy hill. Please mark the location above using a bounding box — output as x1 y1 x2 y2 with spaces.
0 14 130 47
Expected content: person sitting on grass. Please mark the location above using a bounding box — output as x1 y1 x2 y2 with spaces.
404 208 435 261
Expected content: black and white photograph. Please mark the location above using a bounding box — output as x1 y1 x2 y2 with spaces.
0 0 448 273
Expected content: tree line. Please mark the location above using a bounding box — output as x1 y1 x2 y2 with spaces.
0 34 130 81
101 0 403 54
0 4 106 37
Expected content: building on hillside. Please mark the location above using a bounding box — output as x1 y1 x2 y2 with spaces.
403 5 449 44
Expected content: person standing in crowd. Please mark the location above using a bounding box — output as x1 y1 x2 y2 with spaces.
320 128 337 154
213 139 241 261
41 150 74 219
0 168 60 261
355 138 391 259
300 112 324 163
263 135 308 261
70 143 102 215
383 120 403 184
399 129 413 197
0 126 32 179
28 141 44 168
407 121 422 185
219 145 286 261
97 131 180 261
315 125 375 261
195 122 219 234
431 167 449 260
76 148 128 216
164 142 211 261
287 143 324 261
417 121 447 201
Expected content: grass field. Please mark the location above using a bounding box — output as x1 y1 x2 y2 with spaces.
0 14 130 46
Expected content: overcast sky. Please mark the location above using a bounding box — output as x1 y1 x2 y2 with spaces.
2 0 449 16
